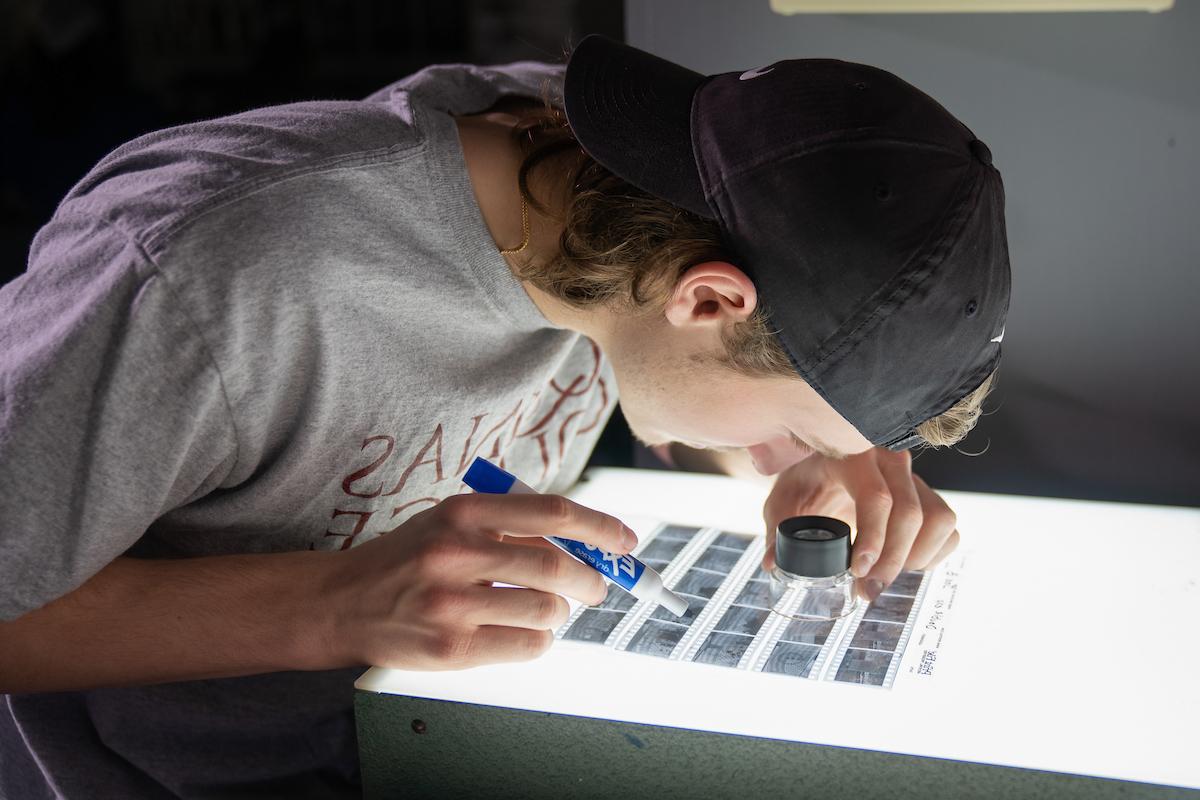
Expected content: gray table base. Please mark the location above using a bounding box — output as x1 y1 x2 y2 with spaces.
355 692 1196 799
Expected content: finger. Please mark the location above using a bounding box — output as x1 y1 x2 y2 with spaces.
431 626 554 670
479 538 608 606
762 519 778 571
865 451 924 596
440 493 636 553
903 475 958 570
463 585 570 630
500 534 559 553
839 453 891 580
926 529 960 571
762 480 839 572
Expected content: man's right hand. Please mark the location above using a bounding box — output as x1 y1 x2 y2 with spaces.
0 492 635 694
318 492 638 671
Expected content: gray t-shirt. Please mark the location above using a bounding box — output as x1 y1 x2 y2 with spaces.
0 59 615 798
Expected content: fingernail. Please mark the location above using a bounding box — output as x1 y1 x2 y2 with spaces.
853 552 876 577
864 578 885 602
622 528 638 551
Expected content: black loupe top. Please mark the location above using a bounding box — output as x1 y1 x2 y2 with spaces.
775 516 852 578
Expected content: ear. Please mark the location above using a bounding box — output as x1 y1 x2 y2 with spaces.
663 261 759 329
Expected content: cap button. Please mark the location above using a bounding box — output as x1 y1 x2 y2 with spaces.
969 139 993 166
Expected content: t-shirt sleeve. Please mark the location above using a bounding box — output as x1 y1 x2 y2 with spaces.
0 214 238 621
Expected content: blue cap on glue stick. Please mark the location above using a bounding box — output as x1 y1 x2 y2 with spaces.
462 457 688 617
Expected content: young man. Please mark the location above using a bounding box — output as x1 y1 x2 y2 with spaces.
0 34 1009 798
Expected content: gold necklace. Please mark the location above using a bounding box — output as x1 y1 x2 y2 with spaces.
498 192 530 256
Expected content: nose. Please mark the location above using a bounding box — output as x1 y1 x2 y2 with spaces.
746 441 786 476
747 437 815 476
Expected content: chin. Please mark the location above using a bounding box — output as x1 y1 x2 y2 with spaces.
623 416 668 449
631 428 670 449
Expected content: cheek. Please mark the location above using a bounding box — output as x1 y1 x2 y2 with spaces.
623 388 713 444
613 373 679 437
676 391 752 445
613 359 762 443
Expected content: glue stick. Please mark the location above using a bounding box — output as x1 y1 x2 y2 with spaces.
461 457 689 618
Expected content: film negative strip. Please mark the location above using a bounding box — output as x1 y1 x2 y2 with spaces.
556 522 932 689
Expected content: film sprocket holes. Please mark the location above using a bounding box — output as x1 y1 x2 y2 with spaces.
768 516 859 621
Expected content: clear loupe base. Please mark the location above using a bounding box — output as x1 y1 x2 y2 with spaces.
768 566 859 621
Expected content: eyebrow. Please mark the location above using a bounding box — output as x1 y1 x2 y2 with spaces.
791 431 848 461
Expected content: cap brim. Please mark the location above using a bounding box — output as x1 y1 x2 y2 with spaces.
564 34 713 219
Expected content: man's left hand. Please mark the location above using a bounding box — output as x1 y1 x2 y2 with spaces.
762 447 959 601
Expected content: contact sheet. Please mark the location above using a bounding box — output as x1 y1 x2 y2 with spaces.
556 523 931 688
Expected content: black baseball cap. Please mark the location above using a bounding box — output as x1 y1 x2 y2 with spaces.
562 34 1011 450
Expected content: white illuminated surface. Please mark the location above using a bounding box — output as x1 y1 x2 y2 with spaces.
356 468 1200 790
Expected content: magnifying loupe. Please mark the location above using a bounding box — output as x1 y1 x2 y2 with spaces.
768 516 859 621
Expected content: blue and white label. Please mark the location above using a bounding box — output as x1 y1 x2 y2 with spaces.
550 537 646 591
461 457 649 594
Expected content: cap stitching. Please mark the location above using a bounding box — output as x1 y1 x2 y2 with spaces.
808 164 985 377
705 132 970 198
799 166 987 444
872 176 1006 443
691 77 725 228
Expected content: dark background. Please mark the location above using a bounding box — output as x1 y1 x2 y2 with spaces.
3 0 1196 507
0 0 621 285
